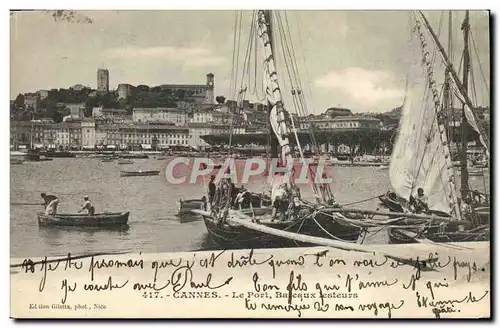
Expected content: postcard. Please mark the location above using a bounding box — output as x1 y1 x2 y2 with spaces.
10 9 490 319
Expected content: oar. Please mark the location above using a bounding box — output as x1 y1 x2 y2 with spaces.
10 202 43 206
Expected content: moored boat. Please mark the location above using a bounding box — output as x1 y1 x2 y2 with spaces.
44 151 76 158
10 158 24 165
37 211 130 227
118 159 134 165
198 207 363 249
378 11 490 244
120 154 149 159
120 170 160 177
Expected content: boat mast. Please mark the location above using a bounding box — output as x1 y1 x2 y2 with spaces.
263 10 279 160
442 11 452 147
418 10 490 155
460 11 471 200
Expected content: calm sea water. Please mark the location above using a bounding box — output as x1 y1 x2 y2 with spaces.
10 158 489 258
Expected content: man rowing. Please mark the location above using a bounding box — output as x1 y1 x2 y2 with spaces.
78 195 95 215
41 193 59 215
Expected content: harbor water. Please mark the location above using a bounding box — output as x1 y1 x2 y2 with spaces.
10 157 489 258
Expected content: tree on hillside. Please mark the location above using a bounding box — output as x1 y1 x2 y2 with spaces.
216 96 226 104
14 93 24 107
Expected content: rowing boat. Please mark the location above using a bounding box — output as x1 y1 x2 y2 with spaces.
37 212 129 227
120 170 160 177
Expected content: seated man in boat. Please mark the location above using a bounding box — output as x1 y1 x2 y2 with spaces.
271 183 291 221
78 196 95 215
41 193 59 215
235 189 253 211
414 188 430 214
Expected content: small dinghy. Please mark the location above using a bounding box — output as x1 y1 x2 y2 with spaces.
101 158 114 162
118 159 134 165
37 212 129 227
120 170 160 177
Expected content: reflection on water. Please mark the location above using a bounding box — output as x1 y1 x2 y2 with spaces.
10 158 489 258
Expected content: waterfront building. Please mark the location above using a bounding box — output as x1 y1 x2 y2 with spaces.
189 110 238 125
81 120 96 148
97 68 110 92
120 124 189 149
133 108 188 125
299 115 382 130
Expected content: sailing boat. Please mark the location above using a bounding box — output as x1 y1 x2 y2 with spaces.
193 10 365 248
379 11 490 244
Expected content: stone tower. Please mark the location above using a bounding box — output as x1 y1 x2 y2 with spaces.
97 68 110 92
205 73 214 104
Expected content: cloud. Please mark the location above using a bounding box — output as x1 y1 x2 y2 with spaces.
315 67 404 107
102 46 227 68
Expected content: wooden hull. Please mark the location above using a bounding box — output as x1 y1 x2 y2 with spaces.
378 194 404 212
201 209 362 249
120 170 160 177
44 152 76 158
10 159 24 164
120 154 149 159
388 226 490 244
37 212 129 227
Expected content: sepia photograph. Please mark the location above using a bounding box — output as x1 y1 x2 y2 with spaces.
8 7 491 319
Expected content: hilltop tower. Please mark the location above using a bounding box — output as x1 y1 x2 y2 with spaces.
97 68 110 92
205 73 214 104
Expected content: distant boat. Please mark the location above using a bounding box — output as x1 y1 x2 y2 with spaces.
379 165 389 170
120 170 160 177
44 151 76 158
118 159 134 165
37 212 129 228
101 158 114 162
120 154 149 159
25 150 53 162
10 158 24 165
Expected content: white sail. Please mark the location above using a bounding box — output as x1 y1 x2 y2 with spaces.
389 83 454 214
389 21 460 217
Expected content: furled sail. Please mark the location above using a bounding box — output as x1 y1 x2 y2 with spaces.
389 18 460 217
256 10 293 168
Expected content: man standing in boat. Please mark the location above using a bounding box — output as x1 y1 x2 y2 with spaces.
78 195 95 215
208 175 216 205
41 193 59 215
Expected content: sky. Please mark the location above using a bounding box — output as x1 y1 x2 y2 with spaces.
10 10 490 114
